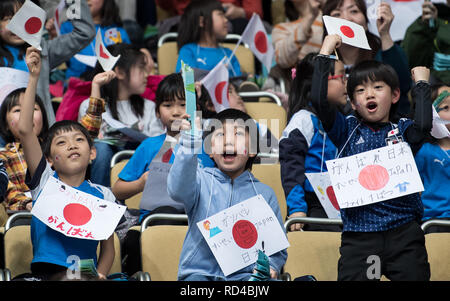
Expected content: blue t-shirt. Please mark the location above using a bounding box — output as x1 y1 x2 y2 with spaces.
59 23 131 79
27 156 116 268
1 45 29 72
329 114 424 232
415 142 450 221
118 133 215 221
175 43 242 77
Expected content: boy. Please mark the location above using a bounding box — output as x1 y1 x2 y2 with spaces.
312 35 432 281
167 108 287 281
17 47 116 280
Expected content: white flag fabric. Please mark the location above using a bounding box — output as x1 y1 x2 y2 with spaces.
201 60 230 113
0 67 29 105
95 29 120 71
323 15 371 50
54 0 66 36
6 0 46 50
241 13 274 72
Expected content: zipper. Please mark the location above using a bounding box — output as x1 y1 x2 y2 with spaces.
228 179 234 207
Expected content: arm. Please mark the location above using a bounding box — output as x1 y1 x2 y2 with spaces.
4 182 32 211
17 48 43 179
47 0 96 69
97 234 115 280
376 2 394 51
112 173 148 201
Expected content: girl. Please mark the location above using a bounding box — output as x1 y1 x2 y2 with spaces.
322 0 412 118
78 43 164 187
415 84 450 232
0 0 96 125
279 52 347 231
175 0 242 77
0 88 49 215
60 0 131 80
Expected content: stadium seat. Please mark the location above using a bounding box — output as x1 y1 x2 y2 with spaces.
157 33 255 75
251 163 287 221
140 213 188 281
243 101 287 139
422 220 450 281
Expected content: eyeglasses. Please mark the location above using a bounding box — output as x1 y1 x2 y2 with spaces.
328 74 346 83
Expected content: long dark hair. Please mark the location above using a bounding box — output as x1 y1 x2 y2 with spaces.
177 0 225 50
322 0 381 64
98 0 123 27
287 53 319 121
0 0 27 67
0 88 49 143
89 43 146 121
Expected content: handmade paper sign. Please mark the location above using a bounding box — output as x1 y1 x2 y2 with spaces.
197 194 289 276
323 15 371 50
325 142 424 209
6 0 46 50
201 59 230 113
0 67 29 105
32 176 126 240
181 61 197 133
305 172 341 219
95 29 120 71
241 13 274 72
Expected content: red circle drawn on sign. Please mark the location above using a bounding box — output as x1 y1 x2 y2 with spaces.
63 203 92 226
358 164 389 191
232 220 258 249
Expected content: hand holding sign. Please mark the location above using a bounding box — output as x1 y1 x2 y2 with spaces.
323 16 371 50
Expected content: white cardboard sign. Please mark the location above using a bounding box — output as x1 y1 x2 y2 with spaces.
32 176 126 240
196 194 289 276
325 142 424 209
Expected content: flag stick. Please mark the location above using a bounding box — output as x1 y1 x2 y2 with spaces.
334 49 339 61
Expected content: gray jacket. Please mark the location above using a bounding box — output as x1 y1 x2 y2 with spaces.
38 0 95 125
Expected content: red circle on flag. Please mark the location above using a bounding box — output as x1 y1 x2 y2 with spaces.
63 203 92 226
340 25 355 38
214 81 227 105
232 220 258 249
162 148 173 163
254 31 267 53
358 165 389 191
24 17 42 35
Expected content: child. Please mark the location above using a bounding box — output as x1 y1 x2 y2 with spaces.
0 0 96 124
312 34 432 281
17 46 116 280
175 0 241 77
111 73 214 223
78 43 165 187
415 84 450 231
60 0 131 80
167 108 287 281
0 88 49 214
280 52 346 231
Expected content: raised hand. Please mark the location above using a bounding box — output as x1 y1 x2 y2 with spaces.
25 47 41 77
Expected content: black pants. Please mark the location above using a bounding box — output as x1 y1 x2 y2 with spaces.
303 191 342 232
338 221 430 281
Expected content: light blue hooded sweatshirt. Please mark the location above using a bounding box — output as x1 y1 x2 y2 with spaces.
167 131 288 281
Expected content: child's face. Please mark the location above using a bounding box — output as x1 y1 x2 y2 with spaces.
6 94 43 140
210 121 255 179
212 9 228 40
327 60 348 107
228 84 247 112
0 14 25 46
157 97 186 135
125 61 148 96
436 86 450 131
48 129 96 176
351 80 399 123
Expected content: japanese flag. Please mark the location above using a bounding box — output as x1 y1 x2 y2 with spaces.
201 60 230 113
95 29 120 71
6 0 46 51
54 0 66 36
323 15 371 50
241 13 274 72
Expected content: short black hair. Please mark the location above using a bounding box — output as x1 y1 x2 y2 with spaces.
42 120 93 158
155 73 185 114
204 108 259 170
0 88 49 143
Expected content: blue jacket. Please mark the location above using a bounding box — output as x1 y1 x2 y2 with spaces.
279 110 337 215
167 131 287 280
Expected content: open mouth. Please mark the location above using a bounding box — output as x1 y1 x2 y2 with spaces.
222 153 237 162
366 101 378 113
68 153 81 159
